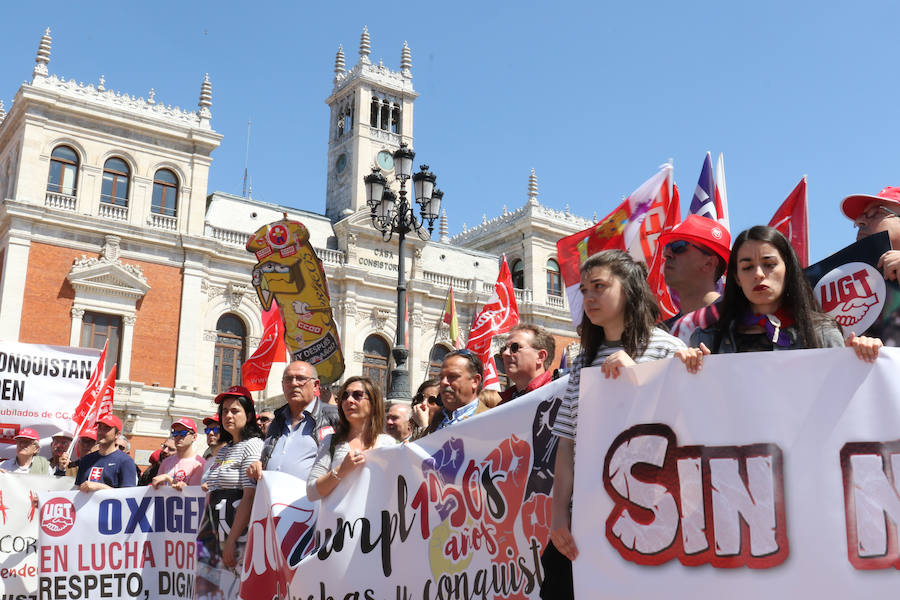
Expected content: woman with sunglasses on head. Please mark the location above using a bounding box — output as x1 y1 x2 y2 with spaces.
544 250 686 600
410 377 442 439
307 376 397 501
676 226 882 372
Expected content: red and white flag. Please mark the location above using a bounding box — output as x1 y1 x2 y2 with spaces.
646 182 682 320
72 341 108 427
769 176 809 267
242 299 289 391
466 256 519 390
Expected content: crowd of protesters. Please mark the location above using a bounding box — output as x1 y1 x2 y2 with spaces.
1 186 898 599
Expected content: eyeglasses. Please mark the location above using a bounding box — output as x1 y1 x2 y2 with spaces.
500 342 531 354
116 444 127 451
257 416 271 423
665 240 713 256
170 429 192 438
282 375 317 385
341 389 368 401
426 395 443 407
204 426 220 434
854 205 900 228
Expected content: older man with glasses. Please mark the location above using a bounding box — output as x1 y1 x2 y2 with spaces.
841 186 900 345
499 324 557 404
246 360 339 482
0 428 50 474
435 349 483 431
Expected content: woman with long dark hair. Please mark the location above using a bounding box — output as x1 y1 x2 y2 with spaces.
544 250 685 599
196 387 264 599
678 226 881 370
307 375 396 500
410 377 442 439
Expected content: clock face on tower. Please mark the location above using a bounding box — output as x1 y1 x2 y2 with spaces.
376 150 394 171
335 153 348 174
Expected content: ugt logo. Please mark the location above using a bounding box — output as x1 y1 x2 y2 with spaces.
816 262 885 331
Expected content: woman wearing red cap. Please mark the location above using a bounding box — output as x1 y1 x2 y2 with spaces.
677 226 882 367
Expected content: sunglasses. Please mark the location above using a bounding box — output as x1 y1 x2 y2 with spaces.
665 240 713 256
204 426 220 435
341 389 368 401
170 429 192 438
257 416 271 423
500 342 531 354
426 395 443 407
116 444 127 451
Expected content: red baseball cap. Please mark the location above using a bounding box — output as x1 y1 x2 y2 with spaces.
658 215 731 265
14 427 39 442
149 449 162 464
202 415 219 427
172 417 197 433
79 427 97 441
95 413 123 431
213 385 252 405
841 186 900 220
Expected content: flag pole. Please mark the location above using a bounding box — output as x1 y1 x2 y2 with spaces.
432 286 452 355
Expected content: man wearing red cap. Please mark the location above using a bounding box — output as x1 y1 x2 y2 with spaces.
152 418 205 489
660 215 732 343
841 187 900 344
74 414 137 490
0 428 50 474
202 415 224 461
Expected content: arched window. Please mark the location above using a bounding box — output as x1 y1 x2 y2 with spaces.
511 259 525 290
380 101 390 131
212 314 246 394
391 104 401 134
47 145 79 197
370 97 380 128
546 258 562 297
362 334 391 392
428 344 451 378
151 169 178 217
101 157 130 207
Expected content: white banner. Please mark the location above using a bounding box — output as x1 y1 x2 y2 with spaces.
240 378 566 599
0 473 74 597
37 485 205 599
0 342 99 455
573 347 900 598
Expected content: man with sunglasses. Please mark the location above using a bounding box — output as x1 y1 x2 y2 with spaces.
841 186 900 344
435 350 483 430
257 409 275 435
202 415 223 460
152 417 205 489
498 324 557 404
660 215 731 343
247 360 339 482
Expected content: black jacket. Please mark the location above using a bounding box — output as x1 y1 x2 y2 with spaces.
260 400 340 469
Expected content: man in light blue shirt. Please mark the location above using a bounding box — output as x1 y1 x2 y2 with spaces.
247 360 339 482
436 350 483 430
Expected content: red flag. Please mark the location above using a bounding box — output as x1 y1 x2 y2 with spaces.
769 177 809 268
646 182 682 320
72 341 107 427
467 256 519 390
242 299 289 391
95 365 117 420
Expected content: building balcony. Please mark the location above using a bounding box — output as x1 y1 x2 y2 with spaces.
45 191 77 212
99 201 128 221
147 213 177 231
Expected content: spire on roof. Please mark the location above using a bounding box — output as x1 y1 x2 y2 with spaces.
439 209 449 243
198 73 212 125
0 100 6 124
401 41 412 78
359 26 371 63
527 168 539 205
33 28 52 81
334 44 345 79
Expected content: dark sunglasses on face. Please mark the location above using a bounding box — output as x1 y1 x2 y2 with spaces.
341 389 367 401
426 395 443 407
204 426 219 435
170 429 192 438
257 416 271 423
666 240 713 256
501 342 531 354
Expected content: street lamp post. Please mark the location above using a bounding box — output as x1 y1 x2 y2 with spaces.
364 142 442 400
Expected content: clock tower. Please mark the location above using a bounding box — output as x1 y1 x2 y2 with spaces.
324 27 417 222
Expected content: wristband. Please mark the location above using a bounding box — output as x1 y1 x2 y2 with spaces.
330 468 342 480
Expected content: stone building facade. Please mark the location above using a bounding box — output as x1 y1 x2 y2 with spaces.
0 29 591 463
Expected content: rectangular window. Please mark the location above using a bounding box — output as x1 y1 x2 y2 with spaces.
80 311 122 376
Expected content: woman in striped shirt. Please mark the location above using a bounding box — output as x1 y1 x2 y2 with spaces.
543 250 685 599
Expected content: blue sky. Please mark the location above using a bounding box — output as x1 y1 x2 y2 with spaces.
2 1 897 261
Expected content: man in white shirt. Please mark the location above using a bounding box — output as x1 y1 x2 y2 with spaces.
0 428 49 474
